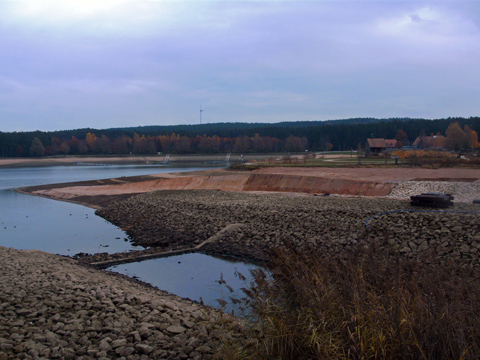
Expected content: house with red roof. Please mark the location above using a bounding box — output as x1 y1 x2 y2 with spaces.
367 138 399 153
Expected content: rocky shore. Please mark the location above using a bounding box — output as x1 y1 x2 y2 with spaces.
0 247 247 360
387 179 480 203
95 189 480 267
6 166 480 359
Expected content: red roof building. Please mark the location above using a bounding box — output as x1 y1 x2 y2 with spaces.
367 138 398 152
413 135 446 149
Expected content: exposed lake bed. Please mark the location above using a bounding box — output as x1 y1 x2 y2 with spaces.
0 246 246 359
2 162 480 359
0 163 260 359
0 164 257 306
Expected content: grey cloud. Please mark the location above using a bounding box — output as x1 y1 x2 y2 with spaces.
0 1 479 131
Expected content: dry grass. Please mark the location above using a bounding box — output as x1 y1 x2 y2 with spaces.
233 241 480 360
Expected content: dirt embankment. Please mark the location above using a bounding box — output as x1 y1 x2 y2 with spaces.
20 167 480 208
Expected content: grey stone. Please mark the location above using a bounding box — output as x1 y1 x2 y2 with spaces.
135 344 154 354
98 341 112 352
165 325 186 334
111 339 127 348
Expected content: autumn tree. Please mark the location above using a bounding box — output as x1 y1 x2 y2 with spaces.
158 134 177 153
78 140 88 154
85 132 98 152
445 122 468 151
147 139 157 154
30 137 45 157
395 129 408 147
197 135 221 153
234 135 251 153
284 135 307 152
175 135 191 153
265 136 282 152
95 134 112 154
221 137 235 152
132 133 149 153
112 136 131 154
252 133 267 152
59 141 70 155
433 132 447 148
67 136 80 154
47 137 62 155
464 125 480 151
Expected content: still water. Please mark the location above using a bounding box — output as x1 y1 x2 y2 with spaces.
108 253 258 312
0 165 204 254
0 164 259 308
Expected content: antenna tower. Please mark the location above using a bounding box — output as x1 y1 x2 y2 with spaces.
200 106 204 125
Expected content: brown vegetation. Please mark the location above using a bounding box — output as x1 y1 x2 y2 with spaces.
19 132 309 157
235 243 480 359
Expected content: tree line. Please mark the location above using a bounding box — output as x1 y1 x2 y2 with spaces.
14 132 310 158
1 117 479 157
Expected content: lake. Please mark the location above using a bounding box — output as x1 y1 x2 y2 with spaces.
0 164 206 254
0 164 259 309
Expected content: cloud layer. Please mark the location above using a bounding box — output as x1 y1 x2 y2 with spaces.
1 0 479 131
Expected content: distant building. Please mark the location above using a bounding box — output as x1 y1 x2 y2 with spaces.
412 135 446 149
367 138 399 153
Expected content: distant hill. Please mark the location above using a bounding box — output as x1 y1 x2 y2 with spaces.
109 117 418 134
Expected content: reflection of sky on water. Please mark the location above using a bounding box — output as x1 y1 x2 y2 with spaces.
0 164 261 309
0 164 207 191
0 189 134 254
0 165 207 254
108 253 260 314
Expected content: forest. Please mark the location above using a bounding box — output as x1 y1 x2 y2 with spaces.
1 117 479 157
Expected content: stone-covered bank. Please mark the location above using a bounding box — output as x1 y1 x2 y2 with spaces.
0 247 247 360
95 190 480 267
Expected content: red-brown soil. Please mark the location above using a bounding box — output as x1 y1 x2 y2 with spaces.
18 167 480 209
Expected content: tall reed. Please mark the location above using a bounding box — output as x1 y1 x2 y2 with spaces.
238 242 480 359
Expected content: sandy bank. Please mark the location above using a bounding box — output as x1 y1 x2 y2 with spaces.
18 167 480 210
0 156 163 168
0 246 246 359
14 166 480 276
0 153 269 168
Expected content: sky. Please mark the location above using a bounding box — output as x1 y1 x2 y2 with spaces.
0 0 479 132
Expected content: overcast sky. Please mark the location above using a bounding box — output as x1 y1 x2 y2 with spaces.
1 0 479 132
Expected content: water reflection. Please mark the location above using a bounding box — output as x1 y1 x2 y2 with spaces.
0 165 208 254
107 253 260 314
0 189 134 254
0 164 262 310
0 164 207 191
